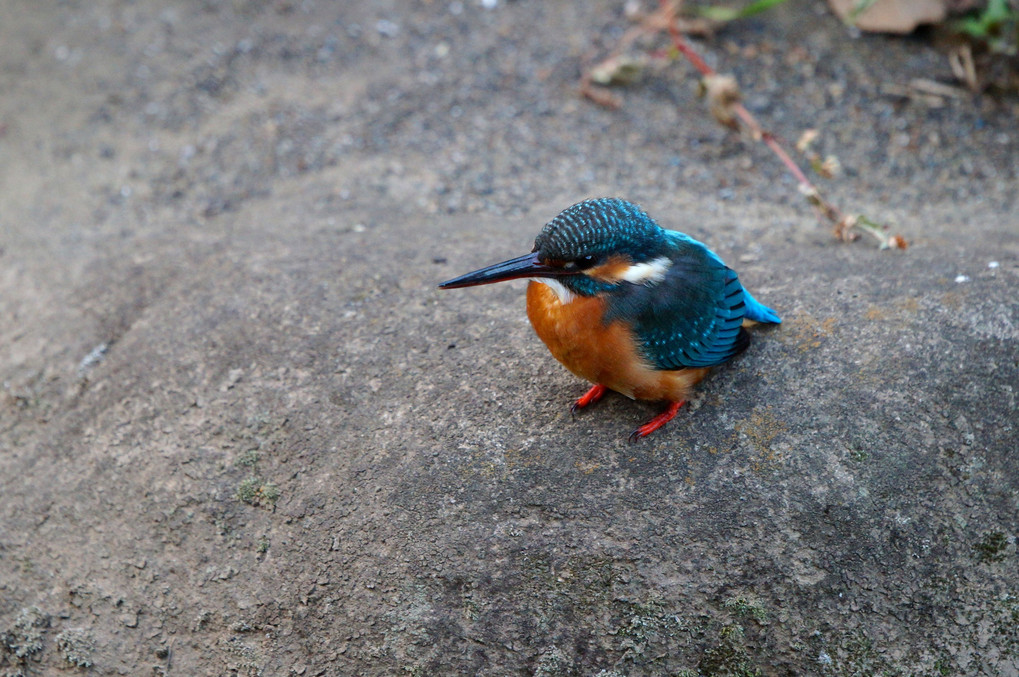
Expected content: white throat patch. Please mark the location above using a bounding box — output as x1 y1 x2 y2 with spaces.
619 256 671 285
531 278 576 305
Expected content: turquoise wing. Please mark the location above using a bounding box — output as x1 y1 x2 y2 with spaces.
605 231 774 370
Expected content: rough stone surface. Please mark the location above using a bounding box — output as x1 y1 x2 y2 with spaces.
1 1 1017 675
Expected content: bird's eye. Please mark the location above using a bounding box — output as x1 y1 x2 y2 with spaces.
574 254 597 270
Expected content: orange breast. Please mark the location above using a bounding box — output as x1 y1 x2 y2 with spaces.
525 281 709 402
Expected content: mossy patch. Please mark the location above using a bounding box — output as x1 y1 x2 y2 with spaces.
723 594 768 624
2 607 49 660
972 531 1008 563
56 628 94 668
533 646 577 677
699 623 763 677
236 476 280 508
234 449 261 468
232 442 279 509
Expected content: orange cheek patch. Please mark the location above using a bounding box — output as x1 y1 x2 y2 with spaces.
586 255 632 283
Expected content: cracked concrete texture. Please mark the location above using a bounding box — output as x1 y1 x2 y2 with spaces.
0 1 1017 675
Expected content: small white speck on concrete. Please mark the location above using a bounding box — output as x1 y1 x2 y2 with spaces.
376 19 399 37
988 261 999 269
954 274 969 283
78 343 109 377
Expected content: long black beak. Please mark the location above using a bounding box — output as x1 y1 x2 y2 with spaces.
439 252 570 289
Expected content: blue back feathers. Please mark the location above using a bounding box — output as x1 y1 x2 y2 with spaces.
538 198 781 370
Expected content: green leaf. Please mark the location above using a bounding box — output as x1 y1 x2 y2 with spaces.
696 0 790 23
847 0 880 23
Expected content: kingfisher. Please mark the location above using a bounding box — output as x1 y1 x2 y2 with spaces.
439 198 780 440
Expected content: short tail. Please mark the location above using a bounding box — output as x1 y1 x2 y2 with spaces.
743 289 781 324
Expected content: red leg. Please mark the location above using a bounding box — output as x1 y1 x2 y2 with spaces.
629 400 685 442
571 384 607 415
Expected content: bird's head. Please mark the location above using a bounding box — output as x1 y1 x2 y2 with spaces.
439 198 670 296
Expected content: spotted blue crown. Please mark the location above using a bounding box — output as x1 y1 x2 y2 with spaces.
534 198 665 264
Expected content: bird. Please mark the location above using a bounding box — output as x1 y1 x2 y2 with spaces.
439 198 780 440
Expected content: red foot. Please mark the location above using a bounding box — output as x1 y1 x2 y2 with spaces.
629 400 686 442
571 384 607 416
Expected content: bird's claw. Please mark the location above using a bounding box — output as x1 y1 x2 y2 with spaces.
571 384 607 418
628 400 685 442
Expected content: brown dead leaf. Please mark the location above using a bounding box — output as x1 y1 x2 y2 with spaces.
818 155 840 179
834 214 859 242
949 43 979 92
886 235 909 250
701 74 741 130
580 80 623 109
796 129 819 153
827 0 947 34
589 54 648 86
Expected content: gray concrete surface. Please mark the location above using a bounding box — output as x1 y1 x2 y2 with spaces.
1 1 1017 675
